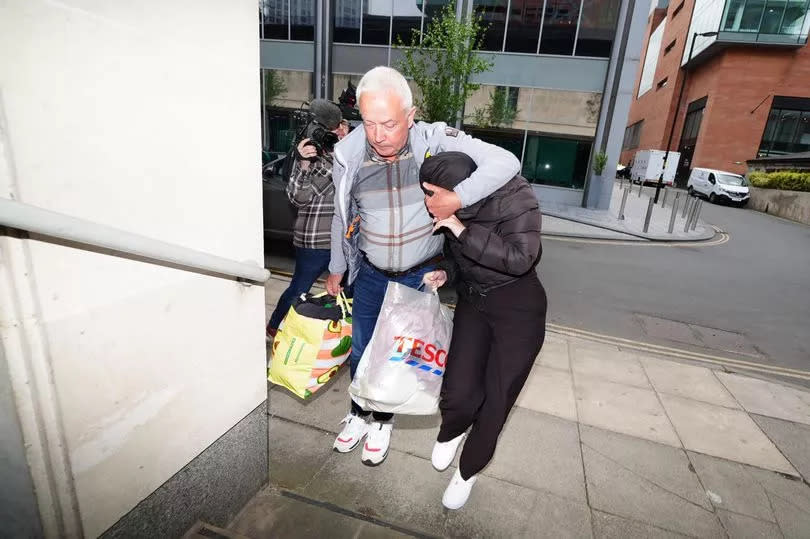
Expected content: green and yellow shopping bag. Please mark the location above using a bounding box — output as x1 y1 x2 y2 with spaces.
268 292 352 399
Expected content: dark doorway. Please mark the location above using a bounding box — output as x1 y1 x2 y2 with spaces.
676 96 707 187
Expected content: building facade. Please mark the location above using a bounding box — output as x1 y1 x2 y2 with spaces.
261 0 651 208
621 0 810 182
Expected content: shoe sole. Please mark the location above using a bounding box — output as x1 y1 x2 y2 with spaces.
361 447 389 467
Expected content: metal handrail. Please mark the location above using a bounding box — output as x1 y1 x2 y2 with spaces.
0 198 270 284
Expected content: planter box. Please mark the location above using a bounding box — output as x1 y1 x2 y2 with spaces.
748 186 810 226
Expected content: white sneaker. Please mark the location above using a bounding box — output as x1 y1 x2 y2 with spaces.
442 468 477 510
361 421 393 466
333 414 369 453
431 433 466 471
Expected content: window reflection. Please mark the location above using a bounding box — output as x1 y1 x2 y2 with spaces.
505 0 544 53
393 1 425 45
363 0 392 44
576 0 620 57
758 102 810 156
262 0 289 40
291 0 315 40
473 0 509 51
539 0 581 55
335 0 362 43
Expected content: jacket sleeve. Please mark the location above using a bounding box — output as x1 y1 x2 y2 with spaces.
328 160 348 275
429 122 521 208
457 205 542 276
286 158 334 208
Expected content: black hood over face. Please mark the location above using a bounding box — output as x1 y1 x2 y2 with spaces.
419 151 484 220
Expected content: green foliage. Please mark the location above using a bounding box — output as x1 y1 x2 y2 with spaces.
471 87 520 128
263 70 287 107
748 171 810 192
395 1 493 124
592 151 609 176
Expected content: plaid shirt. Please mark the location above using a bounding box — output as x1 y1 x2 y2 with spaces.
286 154 335 250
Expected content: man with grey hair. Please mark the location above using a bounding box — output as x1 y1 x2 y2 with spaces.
326 65 520 466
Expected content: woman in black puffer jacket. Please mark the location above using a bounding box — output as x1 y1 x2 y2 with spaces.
420 151 547 510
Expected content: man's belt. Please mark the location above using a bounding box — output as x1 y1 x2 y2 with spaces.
362 252 443 279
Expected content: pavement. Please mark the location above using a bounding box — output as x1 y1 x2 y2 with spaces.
541 182 716 242
220 277 810 538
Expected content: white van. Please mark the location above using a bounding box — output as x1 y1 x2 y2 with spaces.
687 168 750 206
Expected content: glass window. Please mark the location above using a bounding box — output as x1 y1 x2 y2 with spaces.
759 106 810 155
363 0 392 44
781 0 809 34
424 0 454 32
575 0 620 57
465 126 524 158
505 0 544 53
539 0 582 55
773 110 800 152
290 0 315 40
473 0 509 51
740 0 768 31
761 0 788 34
262 0 289 40
522 134 591 188
335 0 362 43
622 120 643 150
392 1 425 45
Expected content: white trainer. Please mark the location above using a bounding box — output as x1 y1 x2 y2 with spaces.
442 468 477 510
431 433 466 471
361 421 393 466
333 414 369 453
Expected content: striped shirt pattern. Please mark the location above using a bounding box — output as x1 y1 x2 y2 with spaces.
353 144 443 271
287 156 335 250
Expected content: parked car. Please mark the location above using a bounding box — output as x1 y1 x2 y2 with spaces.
687 167 750 206
262 153 296 241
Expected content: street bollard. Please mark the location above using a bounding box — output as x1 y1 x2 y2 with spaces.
618 187 630 220
684 199 696 233
643 196 655 233
668 197 680 233
691 200 702 231
638 181 644 197
682 194 692 218
661 188 668 207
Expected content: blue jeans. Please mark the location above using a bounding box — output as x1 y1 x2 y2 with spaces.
350 259 435 419
267 247 331 330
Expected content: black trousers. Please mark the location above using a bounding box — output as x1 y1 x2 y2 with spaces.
437 274 547 479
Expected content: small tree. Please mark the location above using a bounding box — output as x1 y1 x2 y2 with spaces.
472 86 520 128
263 70 287 107
396 1 493 125
592 151 608 176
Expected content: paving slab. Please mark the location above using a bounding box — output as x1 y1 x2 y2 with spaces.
687 452 776 522
767 493 810 539
715 510 783 539
590 510 690 538
515 365 577 422
751 414 810 480
660 394 797 476
582 445 725 538
580 425 711 510
536 333 570 371
746 466 810 517
302 449 450 537
228 487 413 539
573 377 680 447
268 417 335 491
486 408 586 503
387 414 442 463
440 473 536 539
716 372 810 426
571 352 649 389
638 356 739 408
269 369 352 434
518 491 593 538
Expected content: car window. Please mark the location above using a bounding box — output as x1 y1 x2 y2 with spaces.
717 173 747 186
708 173 716 184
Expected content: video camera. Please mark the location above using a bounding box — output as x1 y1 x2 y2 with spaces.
291 100 342 158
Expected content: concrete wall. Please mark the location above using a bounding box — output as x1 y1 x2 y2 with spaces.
748 187 810 225
0 1 266 537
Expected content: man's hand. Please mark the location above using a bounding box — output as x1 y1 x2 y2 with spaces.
433 215 466 238
422 270 447 292
326 273 344 296
423 182 462 220
296 138 317 170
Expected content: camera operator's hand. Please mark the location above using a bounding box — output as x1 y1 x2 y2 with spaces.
295 138 317 170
